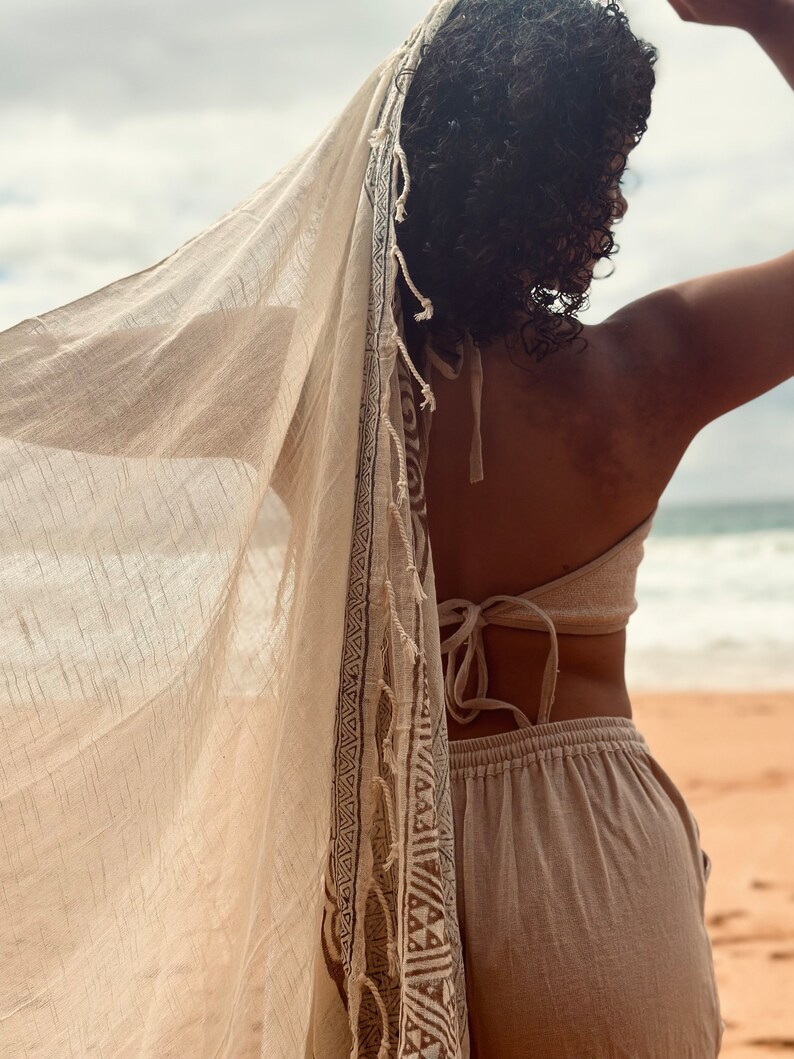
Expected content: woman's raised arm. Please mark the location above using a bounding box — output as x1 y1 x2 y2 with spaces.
598 0 794 438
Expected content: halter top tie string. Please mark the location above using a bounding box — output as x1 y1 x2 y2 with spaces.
437 594 561 729
424 331 484 484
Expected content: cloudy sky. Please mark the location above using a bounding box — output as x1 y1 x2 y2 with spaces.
1 0 792 505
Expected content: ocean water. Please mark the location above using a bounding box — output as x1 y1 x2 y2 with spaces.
626 497 794 691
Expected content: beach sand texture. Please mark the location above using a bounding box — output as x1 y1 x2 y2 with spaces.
631 691 794 1058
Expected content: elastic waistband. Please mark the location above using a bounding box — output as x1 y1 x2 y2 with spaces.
448 714 648 779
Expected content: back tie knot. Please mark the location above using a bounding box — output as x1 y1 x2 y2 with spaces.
436 593 561 729
436 598 494 721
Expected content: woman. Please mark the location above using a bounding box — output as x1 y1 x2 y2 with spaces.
0 1 790 1057
394 0 793 1055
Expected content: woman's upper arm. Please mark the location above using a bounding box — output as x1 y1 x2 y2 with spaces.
599 249 794 436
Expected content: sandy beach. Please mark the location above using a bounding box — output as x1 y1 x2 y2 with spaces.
630 691 794 1058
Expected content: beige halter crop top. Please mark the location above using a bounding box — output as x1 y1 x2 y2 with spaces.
423 334 657 731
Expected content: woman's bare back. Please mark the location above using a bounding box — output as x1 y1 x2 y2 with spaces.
414 247 794 737
414 319 680 736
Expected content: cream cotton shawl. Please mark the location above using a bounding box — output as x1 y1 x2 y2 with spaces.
0 2 471 1056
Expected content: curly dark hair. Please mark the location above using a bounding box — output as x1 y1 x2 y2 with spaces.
394 0 659 368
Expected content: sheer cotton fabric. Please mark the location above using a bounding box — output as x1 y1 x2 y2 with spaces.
0 2 469 1056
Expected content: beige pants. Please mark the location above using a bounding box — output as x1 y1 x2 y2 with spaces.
448 715 725 1058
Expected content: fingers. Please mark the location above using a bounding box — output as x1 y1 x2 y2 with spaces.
664 0 696 20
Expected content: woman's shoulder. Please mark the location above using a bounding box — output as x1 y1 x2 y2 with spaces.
592 251 794 437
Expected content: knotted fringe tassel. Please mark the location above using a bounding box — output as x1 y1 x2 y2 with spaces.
348 672 404 1056
393 141 411 223
377 676 400 777
351 20 445 1057
394 328 436 412
355 971 392 1059
370 878 400 979
349 679 402 1059
347 772 401 1058
383 577 419 663
380 391 410 506
368 124 388 148
372 774 400 873
388 498 427 604
391 243 433 322
382 104 438 419
351 809 398 1059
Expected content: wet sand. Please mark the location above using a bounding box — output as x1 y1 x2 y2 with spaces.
630 691 794 1058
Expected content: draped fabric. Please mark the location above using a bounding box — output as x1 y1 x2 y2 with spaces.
0 2 470 1055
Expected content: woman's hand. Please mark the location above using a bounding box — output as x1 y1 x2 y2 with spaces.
663 0 791 37
665 0 794 88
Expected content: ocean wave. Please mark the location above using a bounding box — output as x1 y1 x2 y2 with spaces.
627 529 794 685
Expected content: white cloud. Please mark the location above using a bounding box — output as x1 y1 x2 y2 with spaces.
0 101 345 323
0 0 430 115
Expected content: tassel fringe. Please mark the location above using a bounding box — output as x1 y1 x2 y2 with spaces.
383 578 419 662
394 328 436 412
380 398 410 506
388 499 427 603
391 243 433 322
393 141 411 223
370 878 400 979
377 676 400 776
372 774 400 874
368 124 388 148
357 971 392 1059
351 12 448 1056
349 673 404 1057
